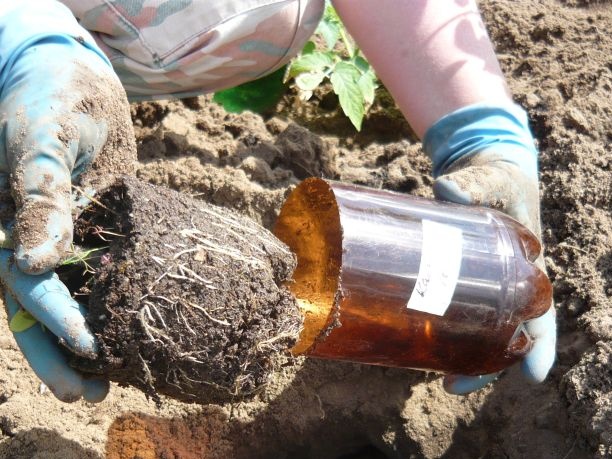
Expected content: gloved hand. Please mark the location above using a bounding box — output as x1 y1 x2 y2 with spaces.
422 103 557 394
0 1 133 402
0 250 108 402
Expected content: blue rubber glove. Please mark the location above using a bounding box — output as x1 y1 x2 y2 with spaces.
0 251 108 402
0 1 131 402
423 103 557 394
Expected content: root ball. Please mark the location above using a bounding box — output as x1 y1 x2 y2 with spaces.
73 176 302 404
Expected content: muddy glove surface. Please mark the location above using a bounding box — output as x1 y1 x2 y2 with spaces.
0 251 108 402
0 1 134 402
423 103 556 394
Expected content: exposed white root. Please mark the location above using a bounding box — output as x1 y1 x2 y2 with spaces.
138 307 162 344
185 301 231 326
202 219 267 256
150 295 175 305
150 255 166 266
72 185 117 215
177 264 214 284
143 301 168 329
255 332 299 351
176 306 196 335
179 228 265 268
150 271 169 288
138 353 155 387
198 206 258 235
172 247 200 259
196 206 292 256
198 206 291 258
139 304 172 342
166 272 196 282
180 353 204 364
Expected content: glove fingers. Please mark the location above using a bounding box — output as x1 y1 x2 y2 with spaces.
69 117 107 219
433 159 540 237
436 159 555 386
72 114 108 179
0 250 97 358
7 90 107 275
81 378 111 403
443 372 500 395
521 307 556 383
432 174 473 206
5 291 108 403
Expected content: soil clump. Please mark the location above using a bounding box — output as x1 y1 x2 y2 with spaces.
71 176 302 404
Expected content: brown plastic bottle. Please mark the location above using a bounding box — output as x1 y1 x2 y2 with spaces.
274 178 552 376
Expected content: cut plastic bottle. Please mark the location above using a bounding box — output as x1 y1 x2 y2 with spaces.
274 178 552 375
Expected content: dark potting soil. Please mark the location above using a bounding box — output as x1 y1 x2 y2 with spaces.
71 176 302 404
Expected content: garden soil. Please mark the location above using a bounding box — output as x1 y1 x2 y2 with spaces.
0 0 610 458
71 176 302 405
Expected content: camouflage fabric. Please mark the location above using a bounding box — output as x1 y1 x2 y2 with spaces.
61 0 324 100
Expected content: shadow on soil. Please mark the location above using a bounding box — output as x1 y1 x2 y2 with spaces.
0 428 101 459
103 360 596 459
104 359 423 459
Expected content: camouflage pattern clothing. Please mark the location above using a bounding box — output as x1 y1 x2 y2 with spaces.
61 0 324 100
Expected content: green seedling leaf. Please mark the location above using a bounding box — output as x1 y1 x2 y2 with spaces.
302 40 316 55
317 3 342 49
61 246 107 266
330 62 365 130
358 70 377 106
322 1 341 24
213 65 287 114
317 19 341 50
295 71 326 92
9 309 37 333
285 1 378 131
287 52 334 79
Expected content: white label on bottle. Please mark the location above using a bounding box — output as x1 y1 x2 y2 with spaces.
407 219 463 316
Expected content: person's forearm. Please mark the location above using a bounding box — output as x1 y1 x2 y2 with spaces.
332 0 512 138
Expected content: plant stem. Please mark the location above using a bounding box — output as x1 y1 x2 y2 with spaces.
339 26 355 58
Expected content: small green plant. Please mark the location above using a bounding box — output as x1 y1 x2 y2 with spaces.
286 3 377 131
8 245 108 333
60 244 108 274
9 309 37 333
